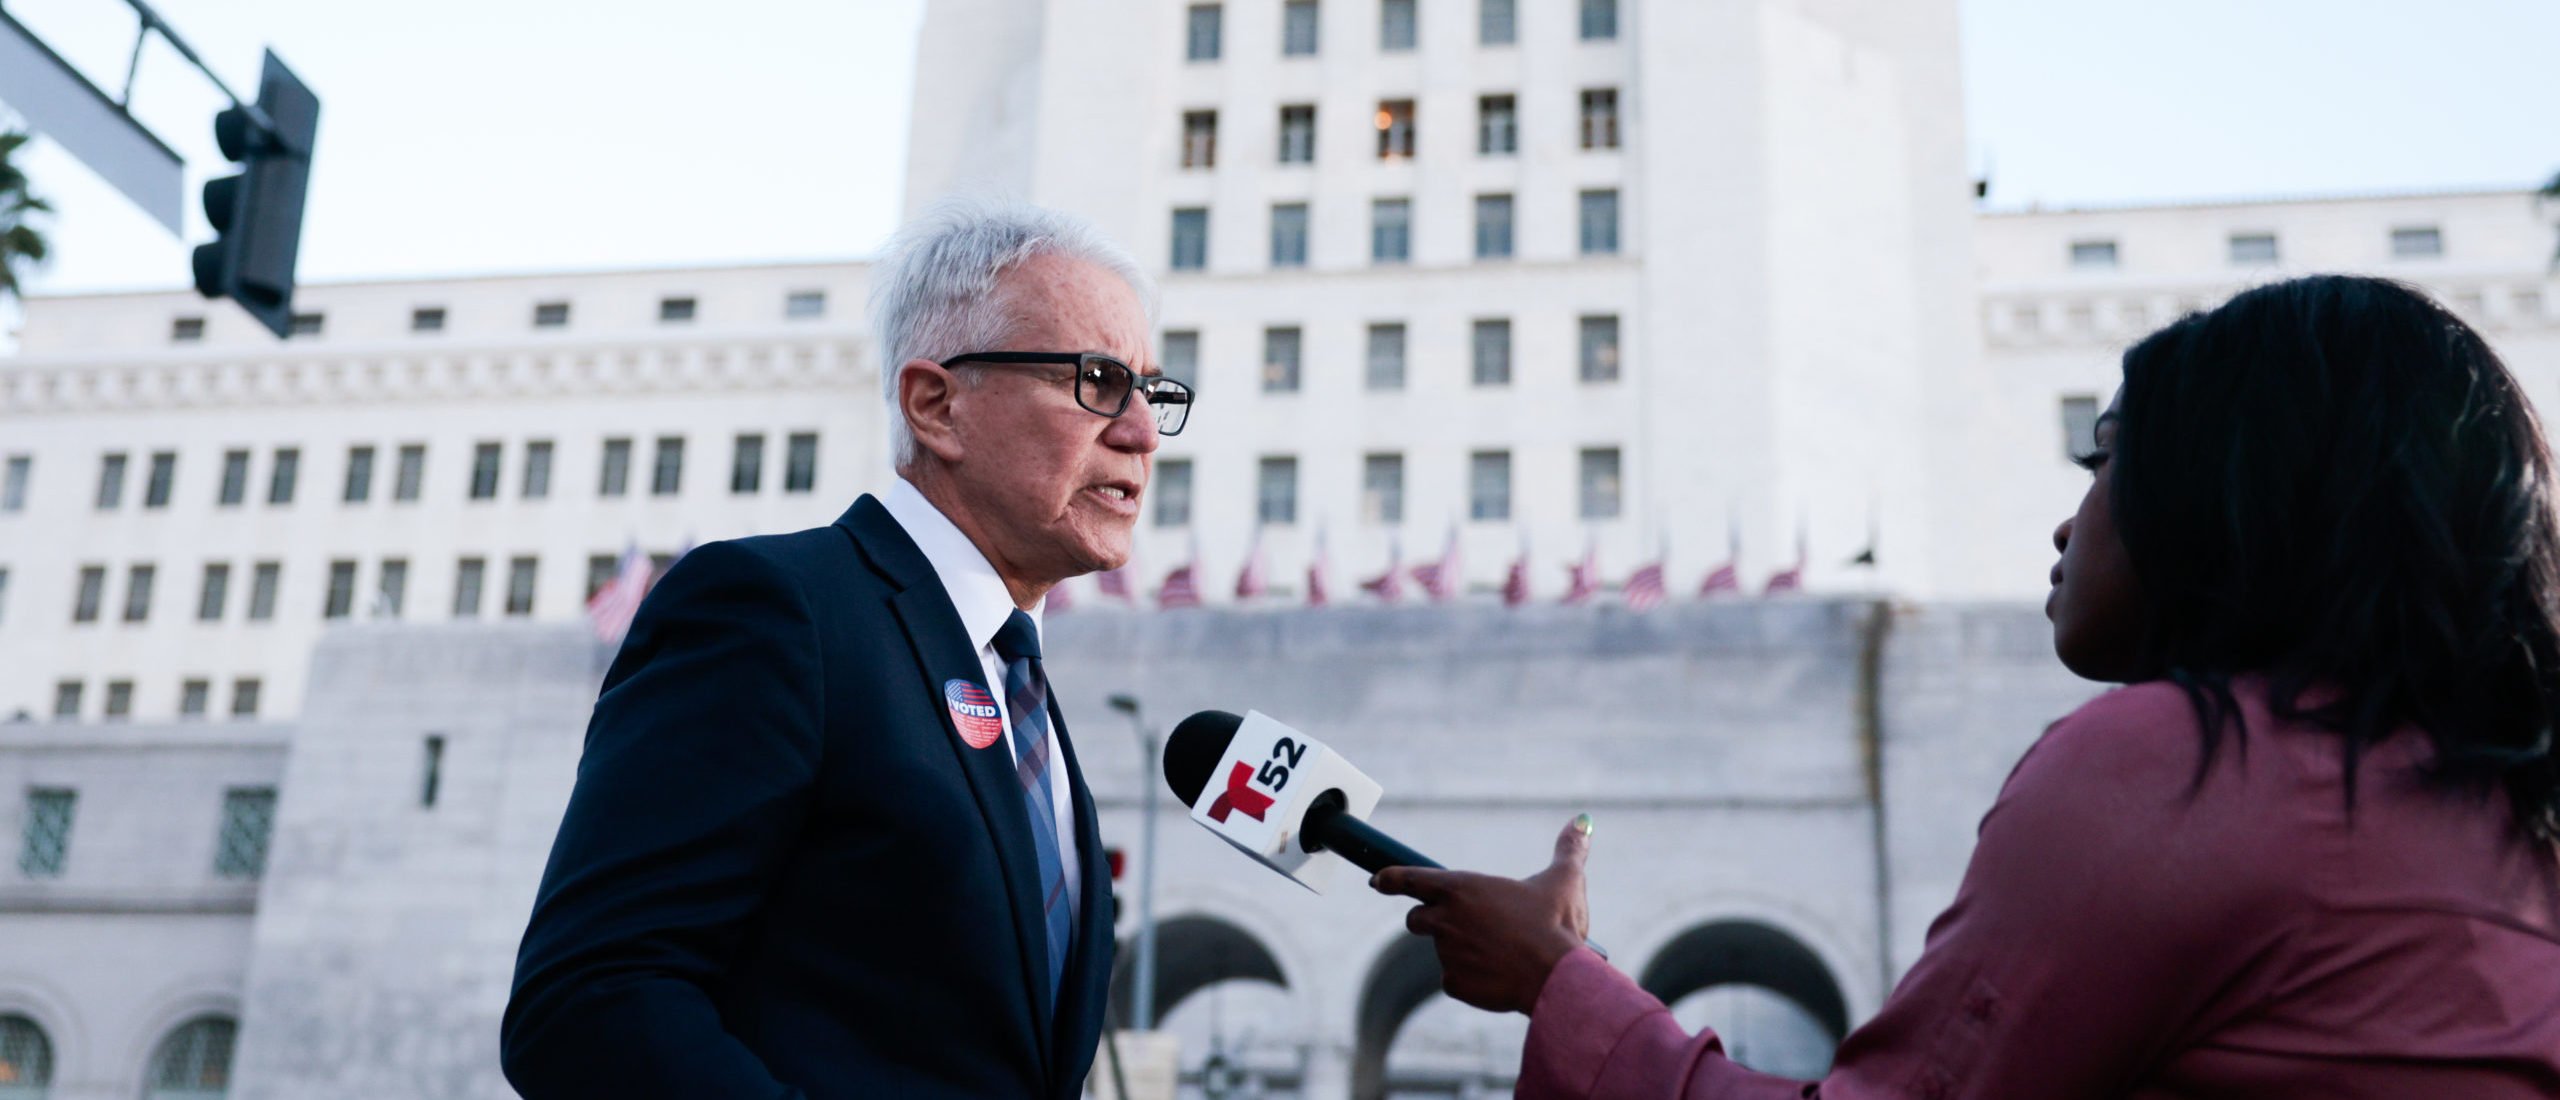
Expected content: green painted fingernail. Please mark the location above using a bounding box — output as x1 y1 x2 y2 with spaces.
1574 813 1594 837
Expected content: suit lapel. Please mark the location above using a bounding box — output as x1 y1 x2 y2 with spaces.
841 496 1056 1074
1047 696 1118 1099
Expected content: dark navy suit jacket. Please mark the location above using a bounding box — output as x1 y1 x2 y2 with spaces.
502 496 1116 1098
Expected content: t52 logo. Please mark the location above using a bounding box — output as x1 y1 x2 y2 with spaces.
1205 761 1276 823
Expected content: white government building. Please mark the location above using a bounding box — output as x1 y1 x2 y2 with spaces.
1 0 2555 1096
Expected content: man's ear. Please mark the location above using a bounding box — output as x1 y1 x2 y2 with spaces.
899 359 968 464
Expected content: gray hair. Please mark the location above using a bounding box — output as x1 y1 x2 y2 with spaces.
870 195 1155 468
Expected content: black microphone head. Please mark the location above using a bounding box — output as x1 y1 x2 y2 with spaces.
1164 710 1244 804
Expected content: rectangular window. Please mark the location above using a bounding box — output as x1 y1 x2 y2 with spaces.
522 440 554 499
785 290 826 319
171 316 205 342
288 312 324 337
219 449 250 506
1372 198 1412 263
1162 330 1202 386
248 562 280 621
268 447 300 505
74 565 105 623
1481 0 1516 44
1263 327 1303 393
1363 453 1404 523
1475 194 1515 259
1579 189 1621 255
1171 208 1209 271
1187 3 1223 60
732 433 766 494
393 444 426 502
377 558 407 619
469 442 502 500
1580 88 1620 149
785 433 819 493
199 563 231 622
2391 226 2443 259
1376 99 1415 160
1366 323 1407 390
421 735 446 808
651 436 685 496
214 788 278 878
1579 447 1623 519
180 679 210 718
325 559 358 620
599 437 633 497
506 557 538 617
1155 459 1194 527
1478 95 1517 155
1470 451 1512 520
411 306 446 333
2069 239 2119 269
2 454 27 512
2229 233 2279 266
51 681 82 721
2061 395 2101 460
1182 110 1219 169
103 680 132 721
96 452 128 510
144 452 176 508
123 564 154 623
1380 0 1416 50
1283 0 1319 55
343 445 375 503
533 301 571 328
1472 319 1513 386
18 789 74 877
230 678 261 719
453 557 487 618
1580 0 1617 40
1278 105 1317 163
1270 203 1311 268
1580 315 1621 382
1258 457 1299 524
586 554 619 601
658 296 697 323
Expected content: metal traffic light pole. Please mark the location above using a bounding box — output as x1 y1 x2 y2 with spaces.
1108 693 1163 1032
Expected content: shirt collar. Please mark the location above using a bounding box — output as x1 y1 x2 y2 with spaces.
882 477 1043 654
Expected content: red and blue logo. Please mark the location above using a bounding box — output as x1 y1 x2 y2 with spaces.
944 679 1004 749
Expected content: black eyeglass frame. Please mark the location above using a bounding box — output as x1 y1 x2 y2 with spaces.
938 351 1194 435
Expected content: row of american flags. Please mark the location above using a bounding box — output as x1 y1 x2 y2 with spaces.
1054 526 1827 614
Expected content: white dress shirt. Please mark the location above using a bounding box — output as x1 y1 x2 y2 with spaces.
881 478 1082 922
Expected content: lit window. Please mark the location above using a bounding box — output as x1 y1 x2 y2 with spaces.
1580 89 1619 149
1376 99 1415 160
1263 327 1303 392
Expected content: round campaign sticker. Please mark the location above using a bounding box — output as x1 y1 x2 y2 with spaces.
944 679 1004 749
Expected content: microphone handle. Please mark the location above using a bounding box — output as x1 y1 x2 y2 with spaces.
1303 796 1609 961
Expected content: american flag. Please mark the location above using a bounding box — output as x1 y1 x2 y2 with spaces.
1360 539 1405 603
1765 527 1808 594
1409 527 1462 602
1624 560 1667 612
586 541 651 644
1096 562 1136 602
1699 562 1742 596
1235 528 1268 600
1307 528 1332 607
1502 539 1531 607
1158 563 1203 609
1561 541 1598 605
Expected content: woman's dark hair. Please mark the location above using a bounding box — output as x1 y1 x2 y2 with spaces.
2113 274 2560 842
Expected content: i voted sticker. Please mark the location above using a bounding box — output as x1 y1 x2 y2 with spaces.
944 680 1004 749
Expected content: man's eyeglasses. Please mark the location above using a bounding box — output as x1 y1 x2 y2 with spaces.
940 351 1194 436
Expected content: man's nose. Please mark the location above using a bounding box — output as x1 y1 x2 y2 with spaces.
1104 400 1161 453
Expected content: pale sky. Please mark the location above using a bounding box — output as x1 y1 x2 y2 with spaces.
3 0 2555 297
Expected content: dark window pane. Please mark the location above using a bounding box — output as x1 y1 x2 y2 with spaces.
523 441 554 499
600 438 632 497
268 448 300 505
785 433 819 493
651 437 684 496
343 446 375 503
1155 459 1193 527
248 562 280 621
145 452 176 508
219 450 250 506
469 442 502 500
394 445 426 502
732 434 765 494
453 557 486 619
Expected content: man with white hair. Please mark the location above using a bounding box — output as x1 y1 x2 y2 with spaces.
502 197 1190 1099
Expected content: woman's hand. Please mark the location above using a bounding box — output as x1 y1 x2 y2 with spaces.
1373 816 1594 1014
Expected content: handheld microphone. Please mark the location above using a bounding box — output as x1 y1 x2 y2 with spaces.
1166 709 1608 958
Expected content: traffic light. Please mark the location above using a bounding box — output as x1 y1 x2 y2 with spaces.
1105 846 1127 923
192 50 319 339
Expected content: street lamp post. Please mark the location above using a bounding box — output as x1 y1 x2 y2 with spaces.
1108 693 1162 1032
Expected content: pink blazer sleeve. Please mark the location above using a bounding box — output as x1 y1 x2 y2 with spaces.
1517 685 2301 1100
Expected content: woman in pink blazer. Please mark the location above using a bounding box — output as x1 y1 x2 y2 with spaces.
1378 275 2560 1099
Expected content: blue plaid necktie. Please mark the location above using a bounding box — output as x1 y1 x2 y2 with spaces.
993 610 1075 1017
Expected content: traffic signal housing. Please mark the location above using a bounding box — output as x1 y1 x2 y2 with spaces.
192 50 319 339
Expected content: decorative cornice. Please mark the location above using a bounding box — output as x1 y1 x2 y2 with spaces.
0 332 873 416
